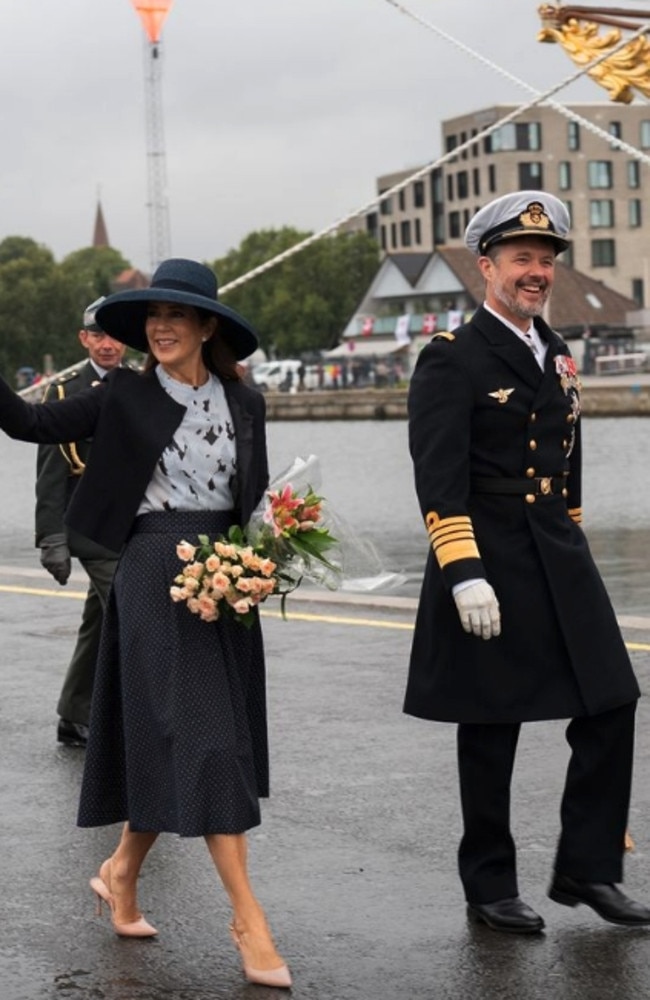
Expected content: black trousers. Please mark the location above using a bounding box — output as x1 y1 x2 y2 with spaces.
56 556 117 726
457 701 637 904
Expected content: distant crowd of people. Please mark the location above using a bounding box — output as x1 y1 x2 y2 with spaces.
274 357 407 392
15 366 46 389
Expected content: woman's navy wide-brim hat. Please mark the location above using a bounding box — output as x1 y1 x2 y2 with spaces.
95 258 258 361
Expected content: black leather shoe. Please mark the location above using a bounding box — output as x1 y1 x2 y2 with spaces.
57 719 89 748
467 896 545 934
549 873 650 926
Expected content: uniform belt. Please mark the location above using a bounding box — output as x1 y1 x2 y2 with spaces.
471 475 568 496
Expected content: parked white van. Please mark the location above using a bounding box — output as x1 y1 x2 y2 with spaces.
251 360 303 391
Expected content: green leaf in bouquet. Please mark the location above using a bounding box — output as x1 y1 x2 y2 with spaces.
290 530 338 562
227 524 246 546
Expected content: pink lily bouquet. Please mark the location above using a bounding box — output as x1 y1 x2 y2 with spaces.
171 456 339 627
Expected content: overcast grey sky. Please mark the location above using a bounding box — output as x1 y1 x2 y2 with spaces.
0 0 604 272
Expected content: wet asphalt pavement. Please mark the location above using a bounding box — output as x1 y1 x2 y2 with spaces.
2 567 650 1000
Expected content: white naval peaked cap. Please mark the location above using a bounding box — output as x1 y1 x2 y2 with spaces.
83 296 107 331
464 190 571 256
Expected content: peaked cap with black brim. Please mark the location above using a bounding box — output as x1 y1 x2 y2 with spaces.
464 190 571 257
95 258 258 361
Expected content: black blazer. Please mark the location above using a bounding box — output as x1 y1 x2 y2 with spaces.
1 368 269 553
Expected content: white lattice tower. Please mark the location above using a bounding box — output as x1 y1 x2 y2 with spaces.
143 36 171 272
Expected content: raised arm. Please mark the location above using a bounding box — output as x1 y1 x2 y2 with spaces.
0 374 103 445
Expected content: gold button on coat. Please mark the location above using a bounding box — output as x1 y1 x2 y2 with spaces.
526 467 536 478
525 494 536 504
529 440 537 451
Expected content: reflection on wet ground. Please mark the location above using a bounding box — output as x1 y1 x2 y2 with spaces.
0 576 649 999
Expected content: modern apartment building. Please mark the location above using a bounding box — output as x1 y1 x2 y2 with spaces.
368 104 650 306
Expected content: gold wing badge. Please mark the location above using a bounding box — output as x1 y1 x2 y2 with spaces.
488 388 515 404
538 5 650 104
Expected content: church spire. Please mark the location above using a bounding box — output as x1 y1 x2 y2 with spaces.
92 198 110 248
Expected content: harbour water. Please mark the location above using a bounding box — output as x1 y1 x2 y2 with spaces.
0 417 648 614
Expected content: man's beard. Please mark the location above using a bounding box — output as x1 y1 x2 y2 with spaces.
493 276 549 320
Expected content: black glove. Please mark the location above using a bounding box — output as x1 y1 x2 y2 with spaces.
40 533 71 585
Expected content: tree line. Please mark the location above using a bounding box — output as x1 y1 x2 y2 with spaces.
0 227 379 384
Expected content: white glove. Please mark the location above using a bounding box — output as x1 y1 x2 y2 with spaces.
454 581 501 640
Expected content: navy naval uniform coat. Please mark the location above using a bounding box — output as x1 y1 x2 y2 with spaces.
404 306 639 725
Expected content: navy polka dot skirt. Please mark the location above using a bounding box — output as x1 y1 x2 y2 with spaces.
77 511 269 836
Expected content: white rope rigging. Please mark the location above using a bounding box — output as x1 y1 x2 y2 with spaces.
213 7 650 295
382 0 650 162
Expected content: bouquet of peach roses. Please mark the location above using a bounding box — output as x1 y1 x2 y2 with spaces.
170 456 340 627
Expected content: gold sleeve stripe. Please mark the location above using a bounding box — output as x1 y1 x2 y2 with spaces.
568 507 582 524
435 538 481 567
426 515 469 535
425 512 480 568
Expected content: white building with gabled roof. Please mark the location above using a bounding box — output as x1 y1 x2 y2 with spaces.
330 248 638 373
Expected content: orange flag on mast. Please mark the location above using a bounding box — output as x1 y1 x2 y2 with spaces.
131 0 174 43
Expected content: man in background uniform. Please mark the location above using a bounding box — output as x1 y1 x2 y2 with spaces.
35 298 126 747
405 191 649 933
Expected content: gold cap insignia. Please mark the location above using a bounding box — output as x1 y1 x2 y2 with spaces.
488 388 515 404
519 202 551 232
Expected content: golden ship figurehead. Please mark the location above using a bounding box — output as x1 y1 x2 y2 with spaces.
537 4 650 103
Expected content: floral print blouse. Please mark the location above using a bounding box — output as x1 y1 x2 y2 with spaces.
137 366 237 514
